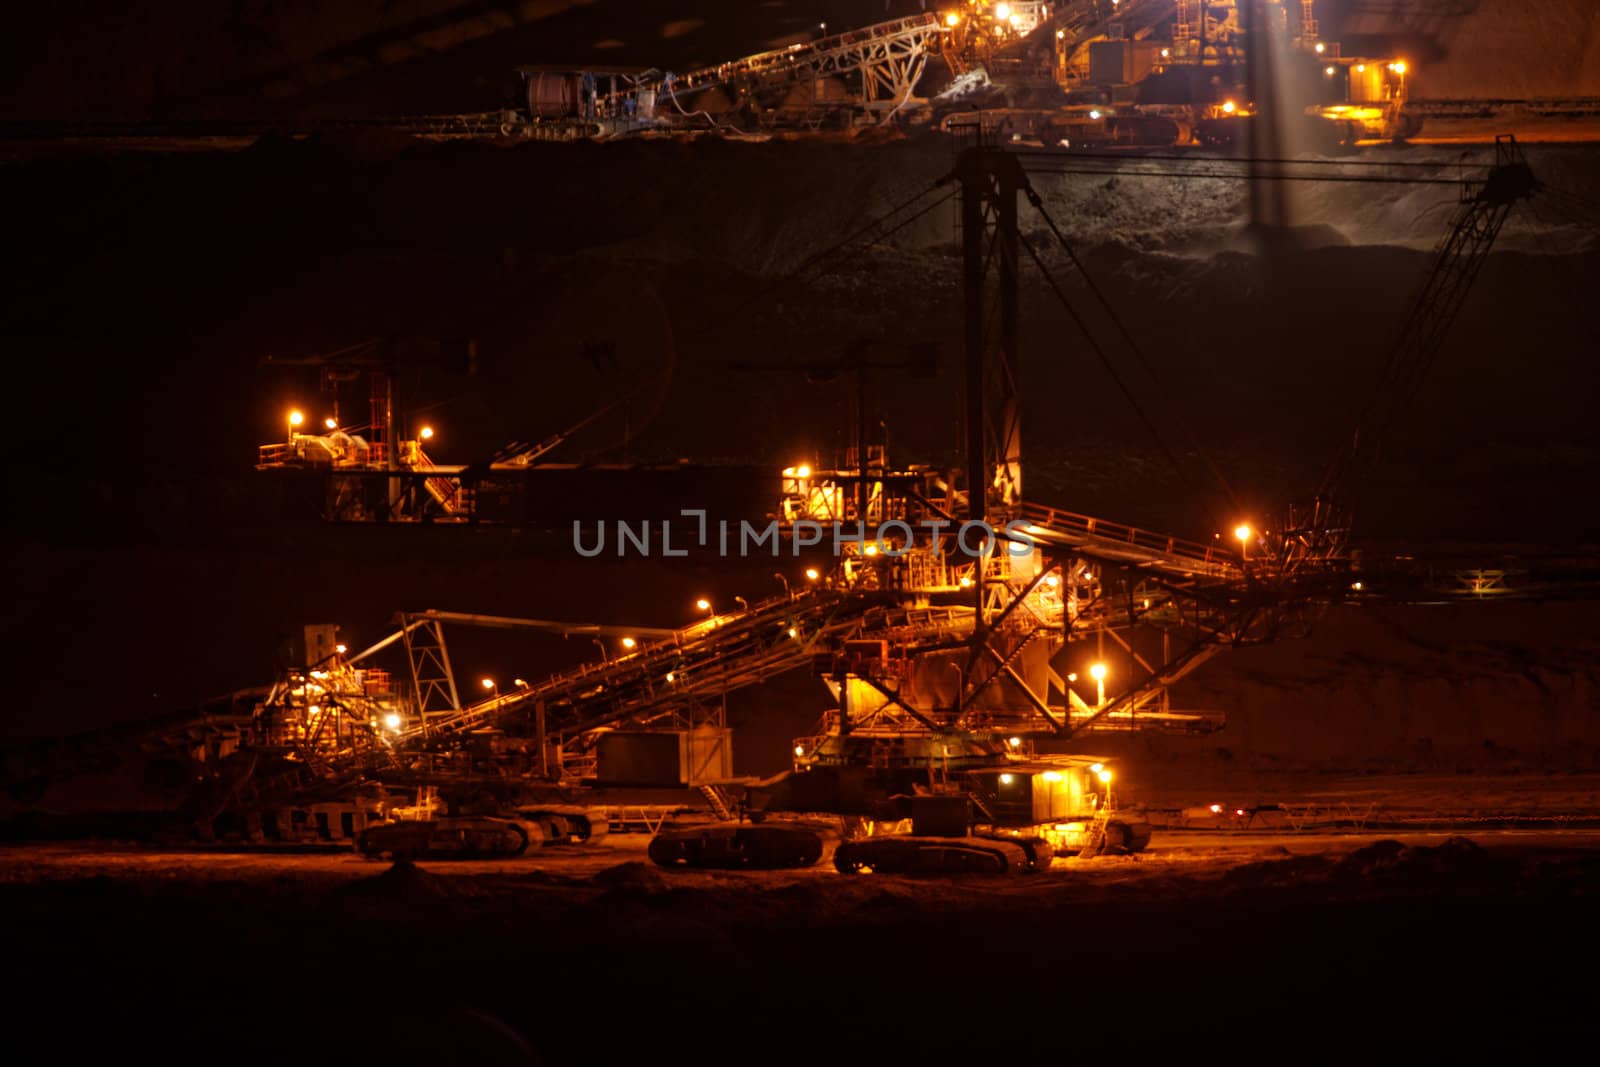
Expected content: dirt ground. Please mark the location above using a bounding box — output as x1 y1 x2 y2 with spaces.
3 819 1597 1064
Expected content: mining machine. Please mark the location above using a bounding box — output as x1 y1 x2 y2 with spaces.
240 136 1552 874
5 131 1561 871
945 0 1419 148
395 139 1553 871
516 12 955 137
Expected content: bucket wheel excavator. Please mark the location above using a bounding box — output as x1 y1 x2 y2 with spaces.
651 135 1546 872
5 135 1552 874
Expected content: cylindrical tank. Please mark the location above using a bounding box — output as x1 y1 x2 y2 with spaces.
526 72 582 118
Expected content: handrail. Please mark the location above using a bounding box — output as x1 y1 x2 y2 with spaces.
1019 501 1241 573
396 589 833 742
665 12 947 97
669 14 942 93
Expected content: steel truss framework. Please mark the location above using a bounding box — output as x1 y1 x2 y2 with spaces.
24 130 1562 827
242 141 1548 799
664 14 944 112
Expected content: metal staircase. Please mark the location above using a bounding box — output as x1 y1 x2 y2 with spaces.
699 784 737 821
1020 500 1243 580
657 14 946 116
1075 800 1114 858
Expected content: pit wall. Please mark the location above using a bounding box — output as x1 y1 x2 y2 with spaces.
1078 601 1600 790
1332 0 1600 99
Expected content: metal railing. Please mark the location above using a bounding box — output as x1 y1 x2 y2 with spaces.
1020 502 1241 576
667 13 943 94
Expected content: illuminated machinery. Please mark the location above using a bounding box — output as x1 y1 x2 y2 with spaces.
659 137 1549 871
513 7 1064 137
254 337 480 523
328 148 1273 872
238 140 1543 870
258 410 468 524
1013 0 1418 147
516 13 954 136
938 2 1056 80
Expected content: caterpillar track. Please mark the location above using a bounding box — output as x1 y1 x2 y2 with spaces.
514 805 609 846
647 823 824 870
833 835 1054 875
355 816 534 860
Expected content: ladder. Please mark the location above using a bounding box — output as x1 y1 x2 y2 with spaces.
699 784 737 821
1077 801 1114 859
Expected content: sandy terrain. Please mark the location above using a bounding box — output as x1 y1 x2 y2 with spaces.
3 825 1596 1063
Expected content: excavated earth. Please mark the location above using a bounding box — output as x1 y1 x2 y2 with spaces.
3 831 1599 1062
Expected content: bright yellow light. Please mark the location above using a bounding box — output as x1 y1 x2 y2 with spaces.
621 637 637 649
419 426 435 440
1390 60 1407 74
666 671 676 682
1089 663 1107 682
307 704 321 715
863 543 879 556
1160 47 1170 58
1090 763 1103 773
514 678 528 688
323 417 338 430
1325 65 1336 76
1008 12 1021 26
1044 574 1060 587
795 464 812 479
335 644 347 654
384 712 402 731
787 627 798 638
1097 769 1113 784
288 409 304 427
1222 100 1237 114
1042 771 1062 782
1008 736 1021 747
999 773 1015 785
481 677 495 690
946 12 960 27
1314 42 1326 54
1209 803 1223 814
1234 524 1252 543
1356 64 1366 73
1066 672 1077 683
794 745 806 756
804 568 820 581
1352 581 1364 591
958 575 973 588
696 598 711 611
995 2 1010 20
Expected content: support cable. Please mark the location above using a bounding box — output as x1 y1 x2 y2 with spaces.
1017 161 1470 187
1022 184 1244 515
1016 229 1210 526
696 177 956 342
1018 149 1488 172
